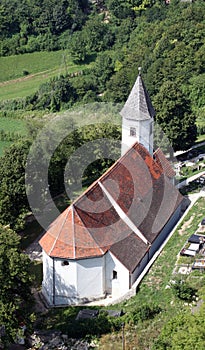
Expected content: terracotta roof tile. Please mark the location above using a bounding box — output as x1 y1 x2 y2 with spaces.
40 141 183 263
110 232 149 272
39 206 105 259
154 148 176 178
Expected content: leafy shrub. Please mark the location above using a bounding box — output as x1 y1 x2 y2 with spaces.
171 279 197 302
57 313 114 340
22 69 29 76
127 303 162 325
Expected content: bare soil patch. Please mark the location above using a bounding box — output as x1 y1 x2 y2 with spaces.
178 215 194 235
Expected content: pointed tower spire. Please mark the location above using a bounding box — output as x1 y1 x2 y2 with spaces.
121 69 155 156
120 68 155 121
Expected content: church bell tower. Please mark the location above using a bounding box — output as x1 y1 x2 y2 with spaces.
120 68 155 157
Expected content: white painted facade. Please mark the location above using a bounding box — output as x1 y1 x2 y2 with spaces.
76 256 105 301
40 72 182 306
42 204 182 306
42 251 106 306
121 117 153 157
42 248 132 306
105 251 130 298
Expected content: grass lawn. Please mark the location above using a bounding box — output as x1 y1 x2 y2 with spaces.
0 117 28 134
196 134 205 143
0 118 28 155
35 197 205 349
0 50 74 82
0 50 91 100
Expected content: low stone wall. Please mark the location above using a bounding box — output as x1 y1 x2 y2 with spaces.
27 330 97 350
177 171 205 189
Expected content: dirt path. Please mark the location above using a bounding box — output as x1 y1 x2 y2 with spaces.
25 230 44 261
0 70 51 86
0 65 81 87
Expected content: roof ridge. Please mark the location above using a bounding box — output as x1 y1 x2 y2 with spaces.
71 205 76 259
73 205 105 255
61 142 163 216
71 141 143 207
99 181 150 246
48 206 71 256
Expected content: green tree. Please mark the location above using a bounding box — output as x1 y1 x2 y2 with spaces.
72 74 99 102
0 140 31 231
26 75 77 111
83 15 115 53
93 52 114 92
152 307 205 350
69 31 88 62
105 68 134 103
189 73 205 111
153 81 197 154
0 225 33 346
106 0 135 19
171 278 196 302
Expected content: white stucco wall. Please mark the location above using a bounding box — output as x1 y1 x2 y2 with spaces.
121 118 140 156
121 118 153 156
42 250 53 305
42 251 78 305
42 251 105 305
76 256 105 301
139 120 153 156
105 251 130 298
54 258 77 305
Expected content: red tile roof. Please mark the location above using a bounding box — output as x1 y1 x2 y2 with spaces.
39 142 183 271
39 205 105 259
110 232 149 273
154 148 176 178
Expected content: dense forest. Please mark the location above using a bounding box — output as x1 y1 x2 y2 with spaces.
1 0 205 142
0 0 205 347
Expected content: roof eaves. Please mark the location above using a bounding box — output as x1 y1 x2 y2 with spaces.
73 206 105 256
48 208 70 256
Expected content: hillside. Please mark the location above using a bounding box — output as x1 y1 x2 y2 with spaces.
0 1 205 348
0 1 204 127
0 50 92 100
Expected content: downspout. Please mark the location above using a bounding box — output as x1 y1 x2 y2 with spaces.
129 273 131 289
147 242 152 263
52 257 56 306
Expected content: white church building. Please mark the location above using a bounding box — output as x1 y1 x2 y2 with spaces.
39 71 183 306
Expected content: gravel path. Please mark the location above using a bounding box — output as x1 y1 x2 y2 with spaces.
25 231 44 261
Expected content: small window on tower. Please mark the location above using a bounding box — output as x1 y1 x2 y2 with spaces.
62 260 69 266
130 127 136 137
113 270 117 279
